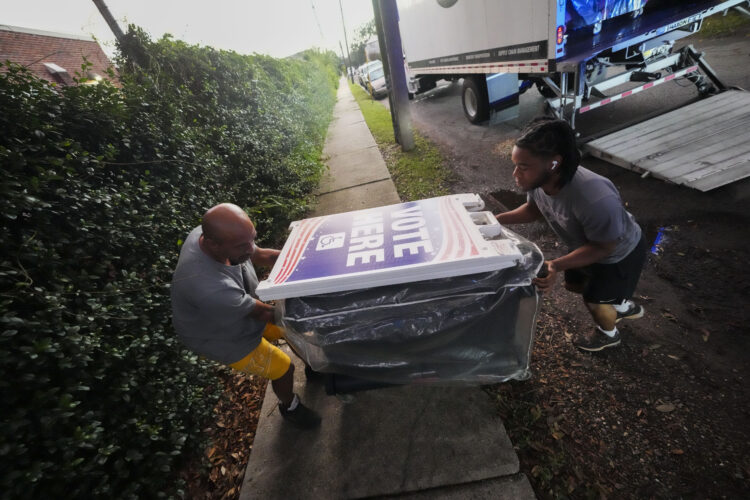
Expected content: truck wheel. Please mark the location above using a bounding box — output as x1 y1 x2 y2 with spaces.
536 81 557 98
462 76 489 124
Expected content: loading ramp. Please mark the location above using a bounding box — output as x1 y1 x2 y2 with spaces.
584 90 750 191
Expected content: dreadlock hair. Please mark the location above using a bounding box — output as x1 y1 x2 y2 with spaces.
515 117 581 188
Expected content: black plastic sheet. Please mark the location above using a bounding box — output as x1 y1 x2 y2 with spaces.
279 226 544 385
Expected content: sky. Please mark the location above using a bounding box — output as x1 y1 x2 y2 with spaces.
2 0 375 59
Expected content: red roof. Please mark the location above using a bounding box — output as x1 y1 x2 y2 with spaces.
0 25 118 86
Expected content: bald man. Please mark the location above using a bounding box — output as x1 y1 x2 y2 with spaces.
171 203 320 429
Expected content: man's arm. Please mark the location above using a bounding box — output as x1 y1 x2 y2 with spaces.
248 298 275 323
250 247 281 268
495 202 543 225
533 240 617 292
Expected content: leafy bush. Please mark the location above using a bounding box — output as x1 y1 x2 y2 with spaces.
0 26 338 498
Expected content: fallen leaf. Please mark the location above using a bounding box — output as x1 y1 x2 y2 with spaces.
701 329 710 342
637 409 643 417
661 311 678 322
671 449 684 455
568 475 577 493
656 403 676 413
552 430 565 440
667 354 681 361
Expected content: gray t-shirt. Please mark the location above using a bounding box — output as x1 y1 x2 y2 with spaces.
170 226 265 364
528 166 641 264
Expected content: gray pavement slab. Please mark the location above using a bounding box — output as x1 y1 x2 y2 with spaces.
331 115 366 129
378 473 537 499
323 125 378 157
240 352 523 500
315 147 392 195
311 179 401 216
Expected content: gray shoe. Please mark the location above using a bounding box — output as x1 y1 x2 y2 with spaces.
279 400 321 429
575 329 621 352
616 302 644 323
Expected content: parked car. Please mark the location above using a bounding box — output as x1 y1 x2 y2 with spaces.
358 60 381 87
366 64 387 99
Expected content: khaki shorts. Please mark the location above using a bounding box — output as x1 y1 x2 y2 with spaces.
228 324 291 380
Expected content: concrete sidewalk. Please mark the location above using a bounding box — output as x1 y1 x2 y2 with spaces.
239 78 535 500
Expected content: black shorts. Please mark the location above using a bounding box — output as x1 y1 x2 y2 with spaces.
564 234 647 305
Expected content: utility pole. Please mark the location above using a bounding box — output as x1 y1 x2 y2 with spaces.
91 0 126 46
374 0 414 151
339 41 348 78
338 0 354 83
372 0 399 144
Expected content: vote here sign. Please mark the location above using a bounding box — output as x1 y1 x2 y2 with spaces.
256 194 522 300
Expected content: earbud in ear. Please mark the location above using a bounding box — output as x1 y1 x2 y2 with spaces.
551 161 558 171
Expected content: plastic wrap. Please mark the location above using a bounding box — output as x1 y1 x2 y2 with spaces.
279 226 544 386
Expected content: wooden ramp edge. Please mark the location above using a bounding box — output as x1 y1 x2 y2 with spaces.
584 90 750 192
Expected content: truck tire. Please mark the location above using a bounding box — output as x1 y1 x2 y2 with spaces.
417 76 437 93
536 81 557 98
462 76 489 124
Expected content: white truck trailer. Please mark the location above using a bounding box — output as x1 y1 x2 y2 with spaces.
397 0 750 191
398 0 748 125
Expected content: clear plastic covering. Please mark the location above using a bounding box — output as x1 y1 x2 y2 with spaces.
279 226 544 385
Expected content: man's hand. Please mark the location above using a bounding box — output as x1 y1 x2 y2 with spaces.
532 260 558 293
249 299 275 323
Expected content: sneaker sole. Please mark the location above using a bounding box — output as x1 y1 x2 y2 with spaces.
575 338 621 352
616 307 645 323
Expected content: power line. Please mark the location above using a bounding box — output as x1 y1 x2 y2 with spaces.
339 0 354 81
310 0 325 41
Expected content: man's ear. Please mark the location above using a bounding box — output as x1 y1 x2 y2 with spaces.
202 235 220 250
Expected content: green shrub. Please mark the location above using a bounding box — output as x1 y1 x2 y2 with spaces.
0 26 338 498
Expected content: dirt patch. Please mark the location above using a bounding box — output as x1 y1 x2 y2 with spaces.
493 138 516 158
181 370 266 499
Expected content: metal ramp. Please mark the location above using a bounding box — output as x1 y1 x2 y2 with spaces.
584 90 750 191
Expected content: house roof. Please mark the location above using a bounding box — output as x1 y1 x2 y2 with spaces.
0 24 118 85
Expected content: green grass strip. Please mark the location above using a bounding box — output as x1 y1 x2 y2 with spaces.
699 10 750 37
349 81 451 201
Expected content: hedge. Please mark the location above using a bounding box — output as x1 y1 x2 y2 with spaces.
0 26 338 498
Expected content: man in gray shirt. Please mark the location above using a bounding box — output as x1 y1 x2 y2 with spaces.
171 203 320 428
496 118 646 351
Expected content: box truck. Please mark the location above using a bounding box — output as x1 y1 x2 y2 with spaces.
398 0 748 126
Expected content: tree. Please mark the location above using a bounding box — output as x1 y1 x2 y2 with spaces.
349 19 377 67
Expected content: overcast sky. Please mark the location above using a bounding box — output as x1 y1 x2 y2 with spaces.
3 0 375 59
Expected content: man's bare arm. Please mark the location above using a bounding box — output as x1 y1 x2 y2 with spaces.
248 299 275 323
533 240 618 292
495 202 543 225
251 247 281 268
